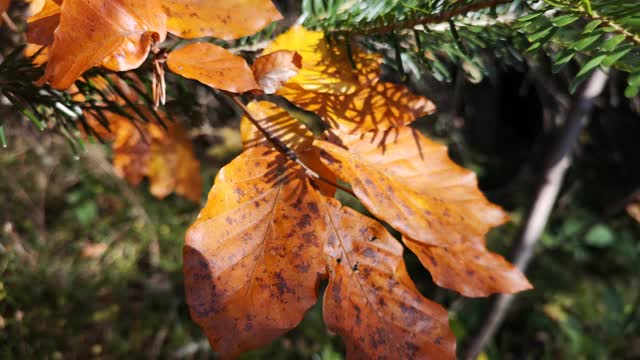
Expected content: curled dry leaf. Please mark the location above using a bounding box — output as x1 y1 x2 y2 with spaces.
184 147 327 358
27 0 282 89
265 25 435 134
315 127 531 296
26 0 59 45
251 50 302 94
167 42 260 93
39 0 167 89
322 200 456 360
161 0 282 40
277 81 436 134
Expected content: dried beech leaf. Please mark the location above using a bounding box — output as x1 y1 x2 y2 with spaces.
26 0 60 45
184 147 326 358
315 127 531 296
322 200 456 359
167 42 260 93
161 0 282 40
278 81 435 134
404 239 532 297
263 25 368 94
251 50 302 94
265 26 435 133
240 100 314 153
39 0 167 89
239 101 336 196
107 112 202 202
316 127 507 246
24 44 49 66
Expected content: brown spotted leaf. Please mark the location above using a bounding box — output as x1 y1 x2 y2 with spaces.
39 0 167 89
403 239 531 297
322 200 456 359
161 0 282 40
184 147 327 358
251 50 302 94
167 42 260 93
315 127 531 296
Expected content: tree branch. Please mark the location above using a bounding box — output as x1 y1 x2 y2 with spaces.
462 69 609 360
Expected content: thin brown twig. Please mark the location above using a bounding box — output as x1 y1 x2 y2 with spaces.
330 0 514 35
462 69 609 360
228 95 356 197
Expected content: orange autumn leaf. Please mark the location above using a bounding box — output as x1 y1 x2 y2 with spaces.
278 81 436 134
240 100 314 153
404 239 531 297
26 0 60 45
322 200 456 359
161 0 282 40
184 147 327 358
315 127 531 296
167 42 260 93
27 1 282 89
239 100 336 196
316 127 506 245
251 50 302 94
263 25 378 94
109 113 202 202
265 25 435 134
39 0 167 89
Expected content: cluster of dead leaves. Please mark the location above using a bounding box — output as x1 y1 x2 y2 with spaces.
24 3 532 358
183 26 532 359
81 75 202 202
25 0 299 202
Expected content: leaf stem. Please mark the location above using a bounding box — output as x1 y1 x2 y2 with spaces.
228 95 356 197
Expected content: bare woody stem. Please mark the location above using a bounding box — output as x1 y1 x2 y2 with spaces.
330 0 513 35
462 69 609 360
228 95 356 197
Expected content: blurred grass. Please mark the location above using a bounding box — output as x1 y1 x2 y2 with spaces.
0 124 343 359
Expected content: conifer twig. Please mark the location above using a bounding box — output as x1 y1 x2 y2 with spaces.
331 0 514 35
228 95 356 197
